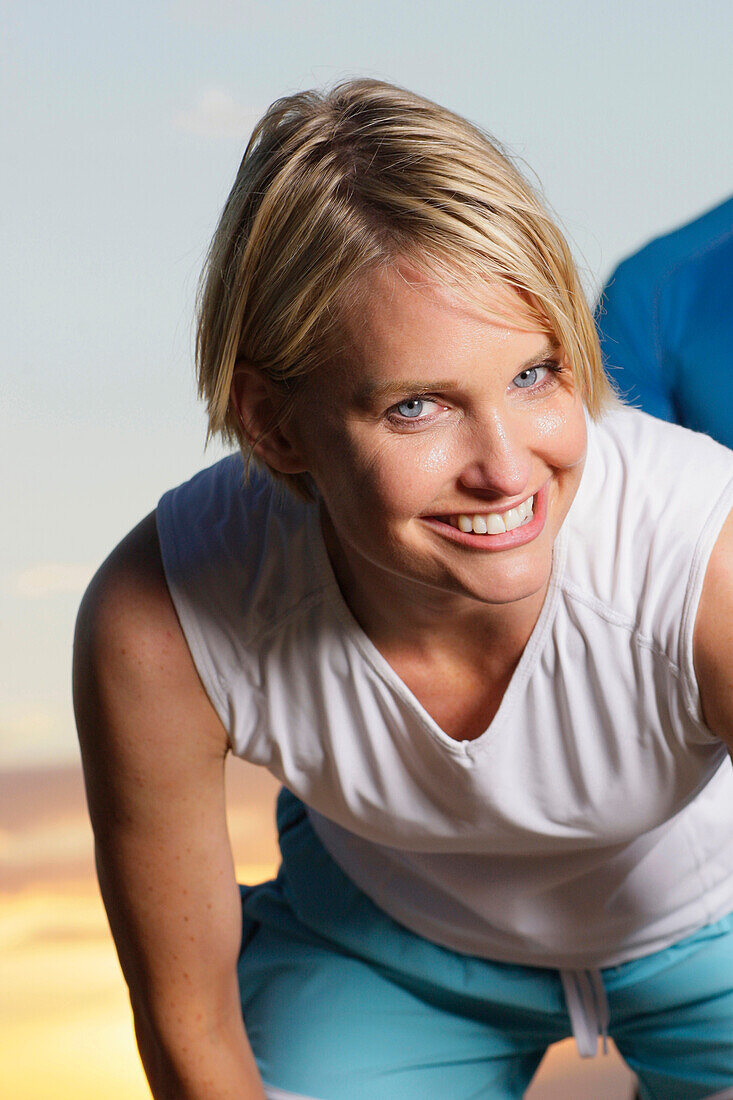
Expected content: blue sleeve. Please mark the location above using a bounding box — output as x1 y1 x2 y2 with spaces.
595 258 676 424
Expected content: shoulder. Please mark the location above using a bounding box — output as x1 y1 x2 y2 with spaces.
572 409 733 527
594 405 733 468
76 510 181 669
74 510 228 762
603 196 733 297
563 410 733 648
156 453 327 645
145 456 332 763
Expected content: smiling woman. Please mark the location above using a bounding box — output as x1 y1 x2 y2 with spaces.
74 79 733 1100
275 269 588 622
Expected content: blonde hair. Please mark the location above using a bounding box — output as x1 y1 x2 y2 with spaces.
197 78 615 497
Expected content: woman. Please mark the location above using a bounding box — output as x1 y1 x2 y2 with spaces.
74 80 733 1100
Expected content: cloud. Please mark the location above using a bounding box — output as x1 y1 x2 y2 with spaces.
0 758 280 893
8 562 95 598
174 88 262 141
0 702 77 772
0 702 56 744
0 819 93 870
0 762 85 831
0 762 93 892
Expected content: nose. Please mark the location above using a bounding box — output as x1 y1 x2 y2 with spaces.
457 409 531 499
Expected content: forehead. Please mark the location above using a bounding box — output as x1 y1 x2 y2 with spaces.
333 261 554 386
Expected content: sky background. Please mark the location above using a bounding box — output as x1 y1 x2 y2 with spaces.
2 1 731 1095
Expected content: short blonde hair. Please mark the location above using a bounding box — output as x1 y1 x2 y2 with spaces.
197 78 615 497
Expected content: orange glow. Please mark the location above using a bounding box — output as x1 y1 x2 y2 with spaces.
1 762 636 1099
1 885 151 1100
0 761 281 1100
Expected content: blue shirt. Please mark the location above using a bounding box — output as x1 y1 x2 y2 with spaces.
596 196 733 448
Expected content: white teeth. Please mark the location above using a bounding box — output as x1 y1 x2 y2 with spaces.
504 507 522 531
452 495 535 536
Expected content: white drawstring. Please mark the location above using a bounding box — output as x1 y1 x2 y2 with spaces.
560 968 610 1058
264 1085 322 1100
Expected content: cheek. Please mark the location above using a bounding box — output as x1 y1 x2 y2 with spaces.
363 436 455 512
306 427 401 518
534 399 587 468
418 437 455 477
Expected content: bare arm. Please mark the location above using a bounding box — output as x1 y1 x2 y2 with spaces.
73 512 266 1100
694 507 733 755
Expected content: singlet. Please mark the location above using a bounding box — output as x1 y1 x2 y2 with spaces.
597 195 733 448
156 408 733 970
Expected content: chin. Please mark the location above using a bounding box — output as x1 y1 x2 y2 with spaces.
469 576 549 607
454 552 553 606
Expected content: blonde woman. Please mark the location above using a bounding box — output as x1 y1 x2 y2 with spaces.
74 81 733 1100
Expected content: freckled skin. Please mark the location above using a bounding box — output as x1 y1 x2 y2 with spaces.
289 264 587 645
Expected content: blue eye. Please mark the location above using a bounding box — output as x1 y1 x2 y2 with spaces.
513 366 544 388
396 398 425 418
387 395 445 427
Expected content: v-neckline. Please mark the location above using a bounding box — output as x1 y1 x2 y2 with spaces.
309 508 568 760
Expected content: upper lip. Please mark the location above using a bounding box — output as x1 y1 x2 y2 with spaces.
428 487 540 517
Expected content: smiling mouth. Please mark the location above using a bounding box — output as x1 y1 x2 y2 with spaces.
436 495 535 535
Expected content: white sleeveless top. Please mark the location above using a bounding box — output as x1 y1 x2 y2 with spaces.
157 409 733 969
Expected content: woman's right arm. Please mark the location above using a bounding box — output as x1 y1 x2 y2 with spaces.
73 512 266 1100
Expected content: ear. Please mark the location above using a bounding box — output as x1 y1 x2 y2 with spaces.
230 364 309 475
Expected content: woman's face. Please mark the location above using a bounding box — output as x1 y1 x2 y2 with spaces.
289 262 587 613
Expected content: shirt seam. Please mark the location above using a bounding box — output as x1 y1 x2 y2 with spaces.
560 578 721 744
560 578 681 675
246 580 335 649
679 474 733 723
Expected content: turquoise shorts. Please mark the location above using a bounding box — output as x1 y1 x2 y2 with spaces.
238 789 733 1100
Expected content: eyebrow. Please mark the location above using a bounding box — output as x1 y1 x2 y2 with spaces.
354 341 561 404
356 379 459 403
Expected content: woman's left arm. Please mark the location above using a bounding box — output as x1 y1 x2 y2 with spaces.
694 508 733 753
